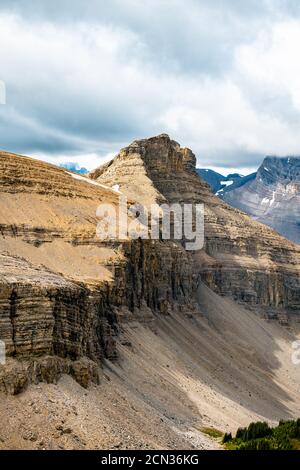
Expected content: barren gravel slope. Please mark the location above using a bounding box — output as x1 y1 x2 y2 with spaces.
1 284 299 450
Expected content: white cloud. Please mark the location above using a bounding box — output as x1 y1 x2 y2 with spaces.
33 151 116 171
236 20 300 110
0 4 300 171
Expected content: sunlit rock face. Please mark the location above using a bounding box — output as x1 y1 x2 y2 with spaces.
91 135 300 316
0 148 199 392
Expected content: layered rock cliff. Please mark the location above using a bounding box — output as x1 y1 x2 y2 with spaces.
0 150 198 392
1 141 300 449
1 139 300 394
91 134 300 316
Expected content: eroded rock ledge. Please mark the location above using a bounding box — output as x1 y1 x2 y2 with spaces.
0 137 299 394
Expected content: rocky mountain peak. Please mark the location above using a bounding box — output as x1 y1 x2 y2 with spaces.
120 133 197 176
90 134 209 207
223 155 300 243
258 156 300 185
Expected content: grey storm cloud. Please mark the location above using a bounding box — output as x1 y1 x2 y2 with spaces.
1 0 300 171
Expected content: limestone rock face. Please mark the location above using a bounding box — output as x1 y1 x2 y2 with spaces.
91 134 300 316
0 252 117 361
0 150 198 392
1 138 300 393
0 356 101 394
222 156 300 244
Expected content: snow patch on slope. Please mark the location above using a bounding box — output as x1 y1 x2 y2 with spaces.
65 171 122 194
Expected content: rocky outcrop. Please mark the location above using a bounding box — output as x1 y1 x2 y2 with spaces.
0 356 101 395
0 150 199 392
0 240 197 357
1 139 300 394
0 242 197 392
91 134 300 316
90 134 211 206
223 156 300 244
0 251 117 362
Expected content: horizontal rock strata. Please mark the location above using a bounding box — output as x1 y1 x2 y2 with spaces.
91 134 300 315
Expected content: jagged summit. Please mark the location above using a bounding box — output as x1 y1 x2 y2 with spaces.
91 133 198 179
258 156 300 184
90 134 212 207
223 155 300 243
129 133 180 147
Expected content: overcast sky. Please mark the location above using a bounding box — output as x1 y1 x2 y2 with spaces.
1 0 300 174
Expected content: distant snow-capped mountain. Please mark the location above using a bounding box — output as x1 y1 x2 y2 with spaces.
199 157 300 244
59 162 88 174
197 168 256 196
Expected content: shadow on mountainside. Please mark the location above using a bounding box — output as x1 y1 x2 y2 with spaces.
109 283 300 436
